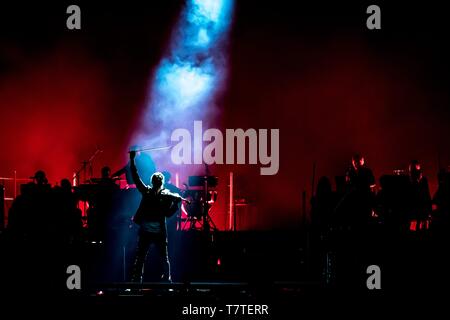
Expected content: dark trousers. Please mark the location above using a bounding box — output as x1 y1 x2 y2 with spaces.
131 230 171 282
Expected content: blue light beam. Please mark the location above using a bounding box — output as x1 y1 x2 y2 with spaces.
133 0 234 151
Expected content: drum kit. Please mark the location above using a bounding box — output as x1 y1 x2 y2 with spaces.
180 175 219 232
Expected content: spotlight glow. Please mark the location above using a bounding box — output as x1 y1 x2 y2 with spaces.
132 0 234 164
156 61 214 113
190 0 223 24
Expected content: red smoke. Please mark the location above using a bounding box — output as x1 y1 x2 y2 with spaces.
0 45 125 185
1 32 449 230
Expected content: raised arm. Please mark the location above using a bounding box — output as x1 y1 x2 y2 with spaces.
130 151 148 193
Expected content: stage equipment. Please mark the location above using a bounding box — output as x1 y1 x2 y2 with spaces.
183 174 219 232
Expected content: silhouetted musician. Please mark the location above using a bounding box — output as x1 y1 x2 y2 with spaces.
337 154 376 230
128 151 188 283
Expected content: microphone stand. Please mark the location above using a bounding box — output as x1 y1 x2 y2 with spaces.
75 146 103 184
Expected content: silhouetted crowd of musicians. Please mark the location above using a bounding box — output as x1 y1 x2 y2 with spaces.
311 154 450 235
3 152 450 291
4 154 178 245
7 170 83 243
4 153 450 246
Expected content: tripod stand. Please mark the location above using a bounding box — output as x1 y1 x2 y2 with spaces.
182 199 217 231
201 175 217 232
